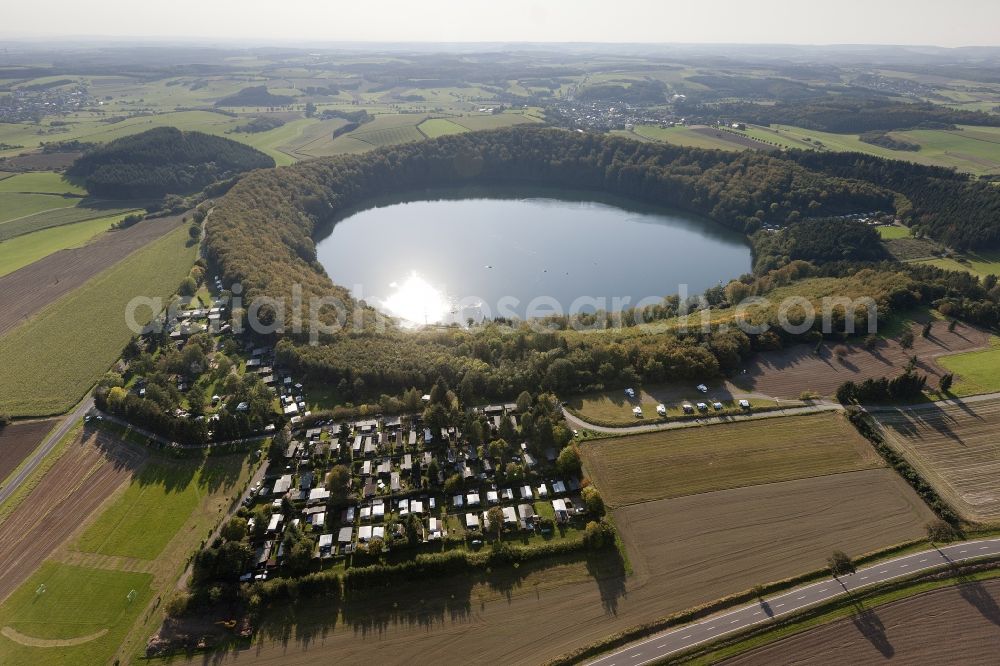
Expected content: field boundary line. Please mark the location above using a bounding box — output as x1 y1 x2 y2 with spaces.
608 465 891 510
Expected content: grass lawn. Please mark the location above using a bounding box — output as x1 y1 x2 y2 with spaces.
0 224 197 416
0 192 78 225
580 412 884 506
912 249 1000 279
0 171 86 195
877 225 912 240
937 335 1000 396
76 455 243 559
0 562 153 666
631 125 744 150
0 211 140 277
418 118 469 138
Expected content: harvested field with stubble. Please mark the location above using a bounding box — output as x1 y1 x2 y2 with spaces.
735 320 989 399
875 397 1000 523
0 212 184 337
613 469 936 618
723 579 1000 665
0 419 56 482
580 412 882 507
0 428 143 603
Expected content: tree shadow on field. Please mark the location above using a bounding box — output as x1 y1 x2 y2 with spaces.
958 579 1000 627
586 548 628 615
850 603 894 658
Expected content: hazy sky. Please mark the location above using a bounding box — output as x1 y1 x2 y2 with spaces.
4 0 998 47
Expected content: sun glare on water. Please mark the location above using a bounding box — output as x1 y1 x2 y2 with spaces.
382 272 452 326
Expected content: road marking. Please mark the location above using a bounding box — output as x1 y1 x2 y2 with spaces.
681 635 691 639
860 576 868 580
796 595 805 600
920 558 928 562
982 546 990 550
960 550 968 553
819 589 828 593
753 611 762 616
775 604 784 608
900 564 908 568
630 653 642 658
731 619 740 624
656 644 666 649
879 570 888 574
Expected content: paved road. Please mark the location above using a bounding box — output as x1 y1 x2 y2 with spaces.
586 537 1000 666
0 396 93 505
563 401 842 435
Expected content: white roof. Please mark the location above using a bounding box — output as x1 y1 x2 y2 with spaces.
465 513 480 529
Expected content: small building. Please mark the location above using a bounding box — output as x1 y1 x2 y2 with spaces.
465 512 481 531
517 503 536 529
272 474 292 495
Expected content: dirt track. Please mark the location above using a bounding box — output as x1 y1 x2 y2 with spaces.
0 213 184 336
723 579 1000 665
735 321 989 399
187 470 933 666
0 429 143 603
0 419 56 482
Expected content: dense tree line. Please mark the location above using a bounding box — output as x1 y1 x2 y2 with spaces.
68 127 275 198
204 126 894 331
859 130 921 152
836 371 928 404
690 96 1000 133
785 150 1000 249
751 218 888 273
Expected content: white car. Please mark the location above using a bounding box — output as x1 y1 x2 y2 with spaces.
656 404 667 416
696 384 708 393
739 399 751 410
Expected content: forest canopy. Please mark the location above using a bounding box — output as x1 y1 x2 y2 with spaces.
68 127 275 198
688 96 1000 134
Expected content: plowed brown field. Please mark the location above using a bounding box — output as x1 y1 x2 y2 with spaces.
735 321 988 399
875 397 1000 523
0 419 56 482
723 579 1000 665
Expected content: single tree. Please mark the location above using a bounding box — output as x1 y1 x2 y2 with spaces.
939 373 954 393
486 506 504 540
555 445 582 477
827 550 855 577
325 465 352 502
581 486 605 516
899 330 915 349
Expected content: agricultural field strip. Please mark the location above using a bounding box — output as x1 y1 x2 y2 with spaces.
0 213 184 337
0 431 142 603
580 413 882 507
874 398 1000 521
586 537 1000 666
0 419 58 486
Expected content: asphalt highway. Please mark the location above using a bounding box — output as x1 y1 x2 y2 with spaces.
587 537 1000 666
